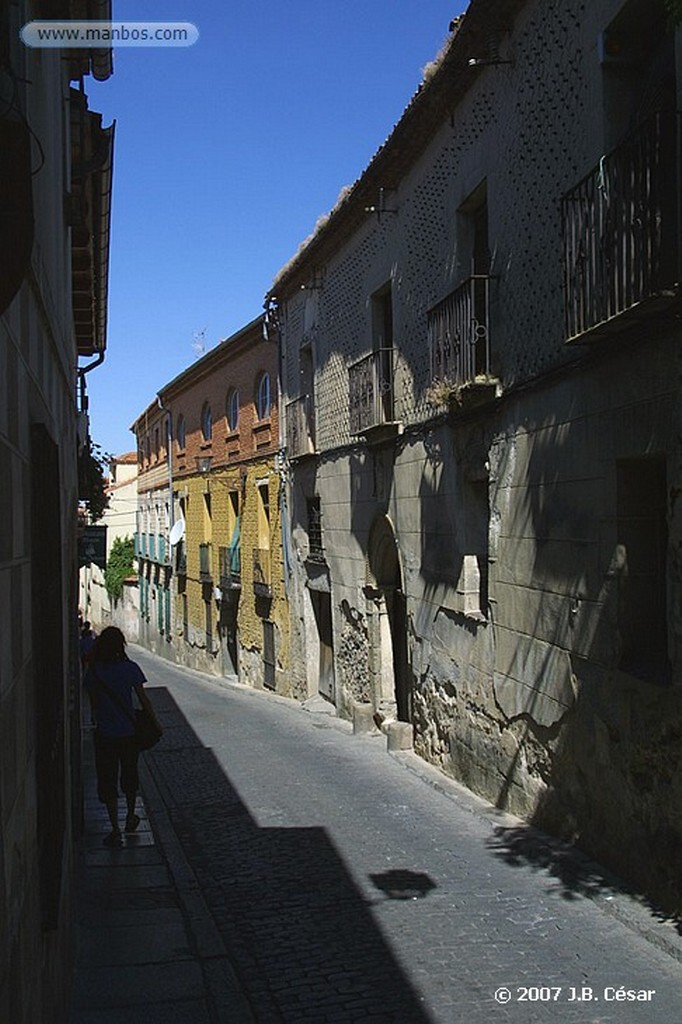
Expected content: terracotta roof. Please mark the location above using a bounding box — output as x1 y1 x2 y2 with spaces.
112 451 138 464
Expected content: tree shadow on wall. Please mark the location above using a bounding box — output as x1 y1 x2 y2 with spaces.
143 687 435 1024
489 410 682 923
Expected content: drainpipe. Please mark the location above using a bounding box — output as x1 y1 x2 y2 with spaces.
77 350 105 450
265 297 293 592
157 394 174 528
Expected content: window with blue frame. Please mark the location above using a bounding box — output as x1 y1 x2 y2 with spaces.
256 372 270 421
201 402 212 442
226 388 239 431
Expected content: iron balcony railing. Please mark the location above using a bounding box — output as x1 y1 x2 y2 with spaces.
348 347 395 435
428 275 491 386
219 543 241 589
199 542 212 581
285 394 316 458
252 547 272 598
563 111 681 342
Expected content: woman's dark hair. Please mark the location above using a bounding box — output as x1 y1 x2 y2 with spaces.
91 626 127 663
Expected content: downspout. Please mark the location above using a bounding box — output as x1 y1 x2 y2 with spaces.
265 297 292 593
77 351 105 449
157 394 174 528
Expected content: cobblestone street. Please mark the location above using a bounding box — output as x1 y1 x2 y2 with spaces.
134 648 682 1024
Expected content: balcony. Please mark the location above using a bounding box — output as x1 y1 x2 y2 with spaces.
138 532 147 558
348 348 399 438
157 535 167 565
252 547 272 598
285 394 316 459
219 543 241 590
199 542 212 582
563 111 681 343
148 534 157 562
428 275 491 387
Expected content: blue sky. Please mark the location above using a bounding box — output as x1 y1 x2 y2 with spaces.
85 0 465 456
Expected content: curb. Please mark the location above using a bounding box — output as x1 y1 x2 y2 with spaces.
138 753 256 1024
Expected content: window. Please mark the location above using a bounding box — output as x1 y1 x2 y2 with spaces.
307 496 324 562
600 0 673 149
256 373 271 420
176 414 186 451
226 388 239 431
201 402 212 442
228 490 240 576
257 481 270 546
372 283 394 423
203 491 212 542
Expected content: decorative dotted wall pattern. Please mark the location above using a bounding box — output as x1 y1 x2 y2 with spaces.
281 0 604 437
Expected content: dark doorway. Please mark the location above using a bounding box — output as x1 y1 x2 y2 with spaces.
310 588 335 702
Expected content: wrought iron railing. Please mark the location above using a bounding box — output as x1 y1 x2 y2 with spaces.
428 275 491 385
219 543 241 589
563 111 681 341
285 394 316 458
252 547 272 597
348 347 395 435
199 542 212 581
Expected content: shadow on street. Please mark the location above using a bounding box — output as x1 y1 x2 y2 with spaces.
486 824 682 936
144 686 435 1023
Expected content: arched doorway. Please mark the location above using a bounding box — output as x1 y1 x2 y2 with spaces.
366 514 411 722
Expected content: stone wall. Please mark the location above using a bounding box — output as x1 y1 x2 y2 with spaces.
276 0 682 909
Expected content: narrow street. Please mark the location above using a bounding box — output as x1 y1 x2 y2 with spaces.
104 647 682 1023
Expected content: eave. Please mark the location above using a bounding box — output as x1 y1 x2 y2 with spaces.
71 89 114 356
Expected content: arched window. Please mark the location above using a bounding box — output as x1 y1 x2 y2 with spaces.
176 414 186 451
256 372 270 421
201 402 212 442
226 388 239 432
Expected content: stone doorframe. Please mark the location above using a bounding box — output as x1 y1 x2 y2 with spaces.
364 513 411 722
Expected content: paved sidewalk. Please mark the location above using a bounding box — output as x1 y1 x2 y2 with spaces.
69 729 255 1024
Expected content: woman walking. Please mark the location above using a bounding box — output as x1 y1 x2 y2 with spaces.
84 627 163 846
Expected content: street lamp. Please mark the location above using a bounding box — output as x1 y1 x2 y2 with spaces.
195 455 213 474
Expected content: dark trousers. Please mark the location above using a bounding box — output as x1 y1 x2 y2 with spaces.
94 731 139 804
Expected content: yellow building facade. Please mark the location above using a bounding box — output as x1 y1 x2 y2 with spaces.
135 315 291 693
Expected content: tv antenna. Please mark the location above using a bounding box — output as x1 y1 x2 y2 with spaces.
192 327 207 358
